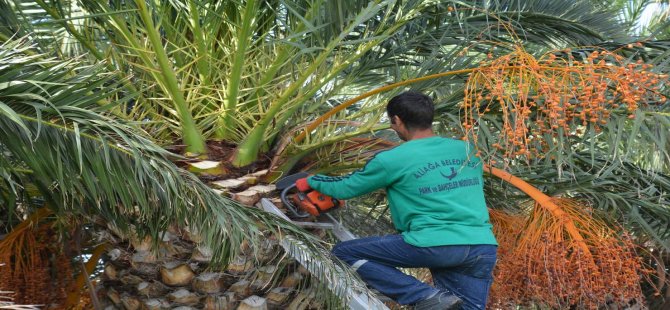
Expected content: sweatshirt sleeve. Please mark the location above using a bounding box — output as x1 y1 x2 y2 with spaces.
307 156 391 200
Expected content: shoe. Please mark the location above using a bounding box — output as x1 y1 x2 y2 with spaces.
414 291 463 310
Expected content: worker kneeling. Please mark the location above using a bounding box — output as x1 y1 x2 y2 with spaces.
295 91 497 310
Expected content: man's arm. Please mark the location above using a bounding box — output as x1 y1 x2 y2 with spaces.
307 157 391 200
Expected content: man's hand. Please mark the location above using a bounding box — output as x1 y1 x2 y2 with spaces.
296 177 311 192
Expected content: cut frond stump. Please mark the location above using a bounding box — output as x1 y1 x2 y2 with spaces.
279 272 304 289
130 253 160 278
167 288 200 305
104 264 119 280
160 262 195 286
160 239 194 258
193 272 226 294
233 190 261 206
173 306 198 310
247 185 276 196
143 298 171 310
120 273 144 287
192 245 214 263
286 285 317 310
255 239 279 264
227 256 254 275
230 280 252 298
106 288 121 306
130 234 154 252
211 179 246 191
183 226 204 243
137 281 169 298
237 295 268 310
266 287 293 308
120 293 141 310
252 265 278 290
204 292 236 310
188 160 227 176
239 239 252 255
132 250 158 264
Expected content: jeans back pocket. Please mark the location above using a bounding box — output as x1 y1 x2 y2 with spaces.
463 254 497 279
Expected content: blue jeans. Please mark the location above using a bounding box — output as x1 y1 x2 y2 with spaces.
332 235 497 309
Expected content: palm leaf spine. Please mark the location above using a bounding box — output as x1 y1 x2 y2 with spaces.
217 0 257 140
33 0 104 60
31 0 142 99
188 0 211 86
134 0 205 155
293 68 477 143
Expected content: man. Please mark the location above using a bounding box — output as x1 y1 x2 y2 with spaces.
296 91 497 310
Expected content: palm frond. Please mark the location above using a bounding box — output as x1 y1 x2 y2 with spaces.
0 38 370 307
566 155 670 250
267 0 644 175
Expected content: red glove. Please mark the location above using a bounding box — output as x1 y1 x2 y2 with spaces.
295 177 311 192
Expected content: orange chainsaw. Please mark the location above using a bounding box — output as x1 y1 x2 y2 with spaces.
276 172 344 218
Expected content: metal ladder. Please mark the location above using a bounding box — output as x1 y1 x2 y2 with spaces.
259 198 391 310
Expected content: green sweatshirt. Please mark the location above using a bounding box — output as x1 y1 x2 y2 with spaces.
308 136 497 247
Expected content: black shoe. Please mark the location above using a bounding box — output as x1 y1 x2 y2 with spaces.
414 292 463 310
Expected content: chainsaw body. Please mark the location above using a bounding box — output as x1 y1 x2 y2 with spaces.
276 172 343 218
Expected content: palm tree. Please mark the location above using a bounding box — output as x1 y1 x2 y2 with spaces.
0 37 367 308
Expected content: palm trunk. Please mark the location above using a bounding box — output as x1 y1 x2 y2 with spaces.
97 173 322 310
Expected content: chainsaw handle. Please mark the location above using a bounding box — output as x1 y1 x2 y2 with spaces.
280 184 311 218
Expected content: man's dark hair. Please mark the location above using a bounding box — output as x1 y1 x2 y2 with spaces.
386 91 434 130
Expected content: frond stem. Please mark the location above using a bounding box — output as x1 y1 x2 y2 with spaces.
14 114 134 157
293 67 477 143
485 165 593 258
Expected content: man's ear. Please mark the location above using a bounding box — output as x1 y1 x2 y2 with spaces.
394 115 405 127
